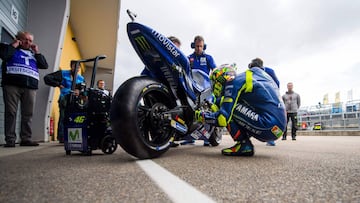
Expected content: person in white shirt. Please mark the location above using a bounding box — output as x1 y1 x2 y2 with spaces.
96 79 110 96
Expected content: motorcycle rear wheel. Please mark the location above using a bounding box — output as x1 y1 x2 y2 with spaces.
111 77 176 159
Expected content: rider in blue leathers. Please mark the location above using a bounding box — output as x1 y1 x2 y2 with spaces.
195 59 286 156
263 66 280 146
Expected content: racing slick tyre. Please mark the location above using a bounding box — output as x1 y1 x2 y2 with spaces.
111 76 176 159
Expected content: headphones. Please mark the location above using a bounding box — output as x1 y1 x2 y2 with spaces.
191 35 207 50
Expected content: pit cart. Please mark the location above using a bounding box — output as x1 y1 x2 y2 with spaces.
64 55 117 155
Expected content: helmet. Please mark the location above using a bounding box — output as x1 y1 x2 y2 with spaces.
210 64 237 97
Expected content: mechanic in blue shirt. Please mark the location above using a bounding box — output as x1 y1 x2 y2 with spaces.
188 35 216 75
194 59 286 156
181 35 217 146
44 60 85 143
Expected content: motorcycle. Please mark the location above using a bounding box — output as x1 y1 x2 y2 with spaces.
110 10 222 159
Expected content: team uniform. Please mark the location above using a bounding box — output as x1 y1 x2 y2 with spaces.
44 69 85 142
263 66 280 146
182 52 216 146
188 52 216 75
198 66 286 155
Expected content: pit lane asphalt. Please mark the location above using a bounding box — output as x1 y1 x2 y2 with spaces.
0 135 359 202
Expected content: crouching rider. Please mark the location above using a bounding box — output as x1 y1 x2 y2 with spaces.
194 61 286 156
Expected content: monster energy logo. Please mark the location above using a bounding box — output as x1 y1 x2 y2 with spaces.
135 36 151 51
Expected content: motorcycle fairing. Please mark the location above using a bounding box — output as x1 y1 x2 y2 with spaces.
127 22 204 102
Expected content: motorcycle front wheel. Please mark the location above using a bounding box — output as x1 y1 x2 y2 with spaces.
111 76 176 159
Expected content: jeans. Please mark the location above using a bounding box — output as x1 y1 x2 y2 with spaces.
57 96 67 142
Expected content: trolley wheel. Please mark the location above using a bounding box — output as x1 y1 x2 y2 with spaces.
66 150 71 155
101 135 117 154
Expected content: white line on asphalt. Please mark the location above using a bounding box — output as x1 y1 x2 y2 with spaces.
137 159 216 203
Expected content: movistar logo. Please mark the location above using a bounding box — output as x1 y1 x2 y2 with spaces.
135 36 150 51
69 129 80 141
151 30 180 58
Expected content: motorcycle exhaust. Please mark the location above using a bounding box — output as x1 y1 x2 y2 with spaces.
170 116 188 134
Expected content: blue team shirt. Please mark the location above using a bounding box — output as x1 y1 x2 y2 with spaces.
60 70 85 97
188 52 216 75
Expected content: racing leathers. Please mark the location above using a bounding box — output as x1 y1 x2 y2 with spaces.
200 67 286 142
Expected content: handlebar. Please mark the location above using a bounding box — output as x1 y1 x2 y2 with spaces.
71 55 107 91
127 9 137 22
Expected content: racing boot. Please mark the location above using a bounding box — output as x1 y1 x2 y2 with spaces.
221 139 254 156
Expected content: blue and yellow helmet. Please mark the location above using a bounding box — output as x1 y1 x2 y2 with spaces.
210 64 237 97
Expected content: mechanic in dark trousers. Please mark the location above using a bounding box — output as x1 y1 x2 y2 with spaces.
182 35 217 146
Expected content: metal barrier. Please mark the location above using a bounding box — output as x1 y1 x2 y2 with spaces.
298 112 360 130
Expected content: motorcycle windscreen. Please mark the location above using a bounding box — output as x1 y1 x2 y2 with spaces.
127 22 197 100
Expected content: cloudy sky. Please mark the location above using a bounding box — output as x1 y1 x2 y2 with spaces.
114 0 360 107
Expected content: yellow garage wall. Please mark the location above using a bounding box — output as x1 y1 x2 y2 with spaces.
59 23 84 71
50 23 85 141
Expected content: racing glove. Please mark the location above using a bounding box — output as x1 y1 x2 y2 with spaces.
210 103 219 112
194 110 205 123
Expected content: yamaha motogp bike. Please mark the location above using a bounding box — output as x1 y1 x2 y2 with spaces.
110 10 222 159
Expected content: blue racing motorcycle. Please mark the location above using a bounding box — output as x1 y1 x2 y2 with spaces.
110 10 222 159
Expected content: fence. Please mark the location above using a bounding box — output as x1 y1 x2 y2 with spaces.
298 100 360 130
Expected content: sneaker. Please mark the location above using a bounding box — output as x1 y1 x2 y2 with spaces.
180 140 195 145
266 141 276 146
3 142 15 148
222 140 254 156
203 141 210 147
292 138 296 141
20 140 39 146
